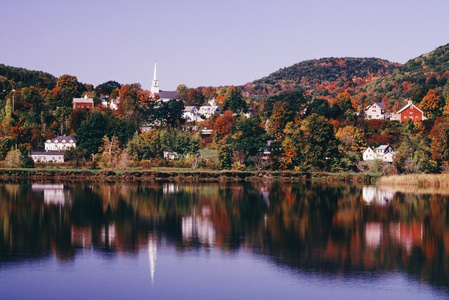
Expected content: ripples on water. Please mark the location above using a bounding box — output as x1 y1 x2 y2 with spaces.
0 182 448 299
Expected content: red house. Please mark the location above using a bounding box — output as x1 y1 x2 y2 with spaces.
72 95 94 110
390 99 427 122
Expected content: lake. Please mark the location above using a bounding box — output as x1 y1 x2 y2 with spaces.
0 181 448 299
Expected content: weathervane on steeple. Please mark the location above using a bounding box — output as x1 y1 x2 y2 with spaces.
151 61 159 94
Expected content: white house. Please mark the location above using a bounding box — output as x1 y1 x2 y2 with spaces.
45 136 76 151
198 105 222 119
31 151 65 163
31 136 76 163
183 106 202 122
363 144 395 162
365 102 385 119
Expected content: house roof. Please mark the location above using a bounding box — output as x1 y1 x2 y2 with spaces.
184 106 197 112
366 102 385 110
47 136 76 143
396 101 424 115
31 150 65 155
159 91 180 100
73 98 94 103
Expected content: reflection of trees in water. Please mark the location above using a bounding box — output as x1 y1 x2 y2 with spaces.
1 182 449 290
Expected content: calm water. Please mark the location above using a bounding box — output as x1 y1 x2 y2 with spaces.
1 181 449 299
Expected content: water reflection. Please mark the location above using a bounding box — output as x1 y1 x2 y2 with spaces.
1 182 449 294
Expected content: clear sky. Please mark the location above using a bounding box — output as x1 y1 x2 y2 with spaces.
1 0 448 91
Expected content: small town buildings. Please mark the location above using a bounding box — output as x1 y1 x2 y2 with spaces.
363 144 395 162
45 136 76 151
72 94 94 110
390 99 427 122
365 102 385 119
198 105 222 119
163 150 179 160
31 136 76 163
183 106 202 122
150 62 181 102
30 150 65 163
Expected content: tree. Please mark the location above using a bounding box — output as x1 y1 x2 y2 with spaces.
95 80 121 96
420 89 442 119
212 110 234 141
55 74 83 108
64 147 89 168
4 148 21 167
99 135 121 168
431 117 449 168
223 86 247 112
118 83 141 118
76 111 116 154
148 99 184 126
267 102 289 141
283 113 338 171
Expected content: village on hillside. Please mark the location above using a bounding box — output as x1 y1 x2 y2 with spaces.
1 45 449 175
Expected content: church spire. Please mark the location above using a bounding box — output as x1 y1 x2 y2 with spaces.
151 61 159 94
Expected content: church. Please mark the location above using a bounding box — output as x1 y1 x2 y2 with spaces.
150 62 181 102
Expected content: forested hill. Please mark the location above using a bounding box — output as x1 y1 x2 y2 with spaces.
0 64 57 91
243 57 401 99
354 43 449 109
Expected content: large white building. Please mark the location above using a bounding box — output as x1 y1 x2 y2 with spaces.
363 144 395 163
31 136 76 163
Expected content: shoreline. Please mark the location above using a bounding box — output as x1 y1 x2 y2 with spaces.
0 168 379 184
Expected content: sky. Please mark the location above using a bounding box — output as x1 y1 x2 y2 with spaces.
1 0 448 91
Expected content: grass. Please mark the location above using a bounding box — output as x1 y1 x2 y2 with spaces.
199 149 218 161
378 173 449 189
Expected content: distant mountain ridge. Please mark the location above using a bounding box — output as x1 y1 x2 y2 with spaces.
0 64 57 91
354 43 449 109
243 57 401 99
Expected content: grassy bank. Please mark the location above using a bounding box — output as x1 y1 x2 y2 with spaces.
378 174 449 189
0 168 379 184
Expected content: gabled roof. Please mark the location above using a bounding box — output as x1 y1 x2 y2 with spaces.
396 101 424 115
184 106 197 112
365 102 385 110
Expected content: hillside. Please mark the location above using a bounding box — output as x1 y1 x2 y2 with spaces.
243 57 400 100
355 43 449 111
0 63 57 92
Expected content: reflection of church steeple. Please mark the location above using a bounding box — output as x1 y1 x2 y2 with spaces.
151 62 159 95
148 233 157 283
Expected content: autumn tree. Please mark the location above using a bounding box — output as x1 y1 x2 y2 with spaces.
55 74 83 108
420 89 442 119
283 113 338 171
431 117 449 169
118 83 141 118
99 135 121 168
212 110 234 142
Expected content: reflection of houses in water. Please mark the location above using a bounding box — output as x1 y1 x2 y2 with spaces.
182 206 215 245
32 183 71 205
389 222 423 254
365 222 382 248
362 187 394 205
260 187 270 207
163 183 179 194
148 234 157 283
100 224 116 247
365 221 424 253
71 226 92 249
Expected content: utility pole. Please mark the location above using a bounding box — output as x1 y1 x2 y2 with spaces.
11 89 15 113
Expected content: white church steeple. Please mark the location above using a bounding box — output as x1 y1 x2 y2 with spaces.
151 61 159 94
